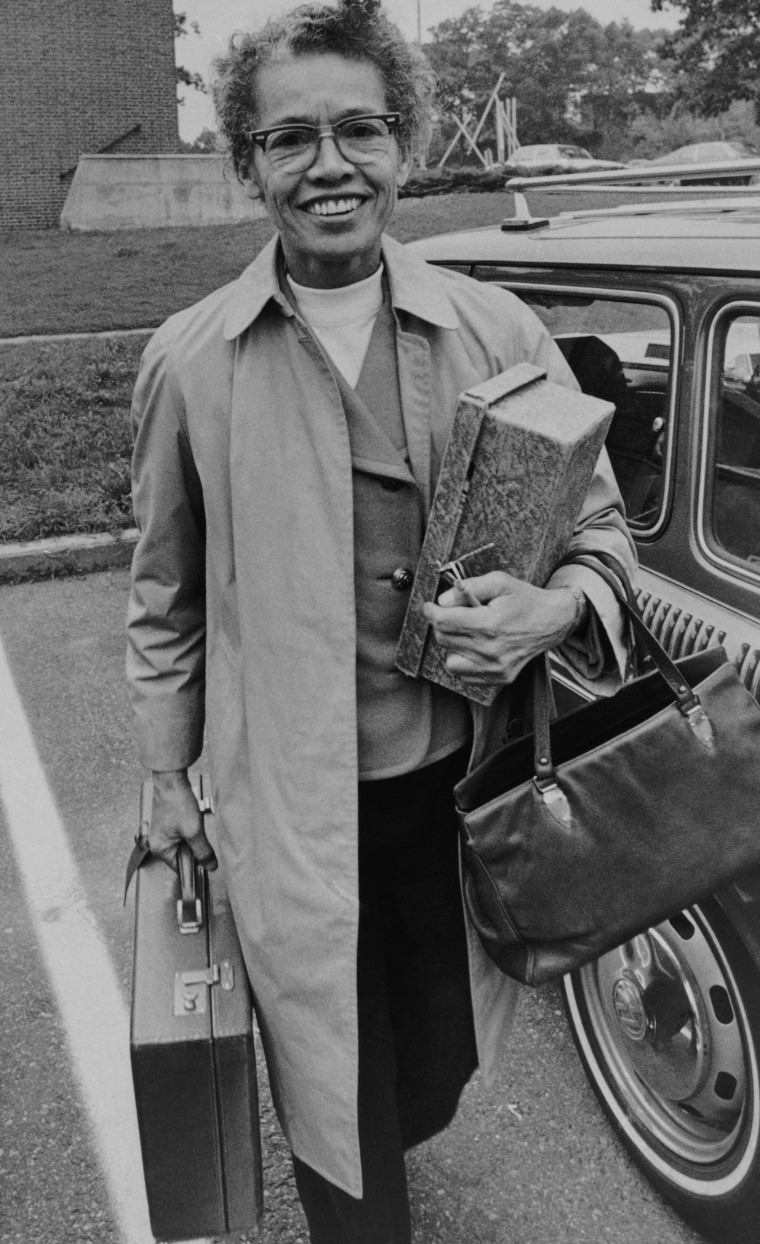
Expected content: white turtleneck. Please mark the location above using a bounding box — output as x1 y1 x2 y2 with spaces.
286 265 384 388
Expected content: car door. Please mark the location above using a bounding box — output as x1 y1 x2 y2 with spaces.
466 264 760 1243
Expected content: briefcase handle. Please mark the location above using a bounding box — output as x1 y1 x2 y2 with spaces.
124 779 211 929
531 554 718 814
176 842 204 934
175 773 214 933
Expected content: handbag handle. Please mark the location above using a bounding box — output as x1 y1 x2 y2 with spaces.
532 554 716 819
568 549 651 678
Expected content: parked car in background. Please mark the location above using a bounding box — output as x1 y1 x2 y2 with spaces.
636 140 760 185
500 143 626 177
412 163 760 1244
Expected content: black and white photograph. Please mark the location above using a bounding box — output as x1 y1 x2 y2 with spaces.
2 1 760 1242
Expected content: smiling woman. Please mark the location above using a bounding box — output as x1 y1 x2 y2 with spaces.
237 54 410 287
126 3 635 1242
211 0 435 286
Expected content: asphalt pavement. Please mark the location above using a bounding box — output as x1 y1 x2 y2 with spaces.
0 569 703 1244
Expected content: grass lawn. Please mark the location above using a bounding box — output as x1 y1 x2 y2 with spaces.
0 186 649 543
0 336 144 542
0 192 515 338
1 191 521 544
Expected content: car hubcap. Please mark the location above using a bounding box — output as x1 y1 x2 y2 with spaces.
577 911 749 1165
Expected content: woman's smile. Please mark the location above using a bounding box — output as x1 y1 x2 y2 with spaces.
301 194 366 218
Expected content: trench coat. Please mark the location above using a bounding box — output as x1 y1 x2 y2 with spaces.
127 233 636 1196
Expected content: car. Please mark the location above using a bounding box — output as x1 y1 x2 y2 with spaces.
639 140 760 185
411 162 760 1243
499 143 626 177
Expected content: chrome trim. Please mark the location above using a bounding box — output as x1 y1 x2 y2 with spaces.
624 585 760 698
533 777 573 826
696 300 760 590
487 280 679 541
505 163 760 229
506 159 760 193
684 701 715 747
636 591 727 657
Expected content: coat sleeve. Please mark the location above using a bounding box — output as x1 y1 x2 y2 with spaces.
545 446 636 691
506 289 638 689
126 331 207 771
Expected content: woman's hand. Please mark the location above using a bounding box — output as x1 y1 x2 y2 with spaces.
422 571 581 687
149 769 218 872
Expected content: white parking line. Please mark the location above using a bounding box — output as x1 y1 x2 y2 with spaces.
0 633 209 1244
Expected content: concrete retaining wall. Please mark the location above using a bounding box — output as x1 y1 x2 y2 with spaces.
60 154 266 231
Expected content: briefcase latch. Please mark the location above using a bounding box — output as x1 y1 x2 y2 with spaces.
174 961 235 1015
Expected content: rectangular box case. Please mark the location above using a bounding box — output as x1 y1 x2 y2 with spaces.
130 779 263 1241
396 363 614 705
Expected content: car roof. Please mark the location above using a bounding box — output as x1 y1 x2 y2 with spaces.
410 198 760 274
512 144 588 156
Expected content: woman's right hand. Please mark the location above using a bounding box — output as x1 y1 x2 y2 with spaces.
150 769 218 872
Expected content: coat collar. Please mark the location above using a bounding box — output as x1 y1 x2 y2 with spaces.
222 232 460 341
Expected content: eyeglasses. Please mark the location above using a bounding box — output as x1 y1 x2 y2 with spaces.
247 113 401 171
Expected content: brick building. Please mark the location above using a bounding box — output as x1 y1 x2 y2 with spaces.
1 0 179 230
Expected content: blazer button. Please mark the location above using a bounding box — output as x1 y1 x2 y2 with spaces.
391 567 414 592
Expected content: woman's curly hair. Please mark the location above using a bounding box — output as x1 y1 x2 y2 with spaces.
212 0 437 182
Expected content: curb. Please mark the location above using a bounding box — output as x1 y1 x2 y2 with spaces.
0 328 152 347
0 529 138 584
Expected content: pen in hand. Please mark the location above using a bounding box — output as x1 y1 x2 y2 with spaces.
438 562 480 607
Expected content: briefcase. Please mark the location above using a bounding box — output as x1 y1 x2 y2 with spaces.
129 778 263 1240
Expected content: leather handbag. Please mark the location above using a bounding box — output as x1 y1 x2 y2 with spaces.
454 556 760 986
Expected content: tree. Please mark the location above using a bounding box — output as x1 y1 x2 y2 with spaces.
652 0 760 119
624 99 760 160
175 11 206 98
180 127 219 153
426 1 670 154
572 19 677 157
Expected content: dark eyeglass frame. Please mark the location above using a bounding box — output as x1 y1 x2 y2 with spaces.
247 112 402 167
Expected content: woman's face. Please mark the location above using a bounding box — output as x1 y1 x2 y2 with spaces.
246 53 409 288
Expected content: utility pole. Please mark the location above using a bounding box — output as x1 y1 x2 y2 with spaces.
417 0 422 44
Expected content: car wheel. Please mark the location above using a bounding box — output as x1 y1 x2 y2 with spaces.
562 899 760 1241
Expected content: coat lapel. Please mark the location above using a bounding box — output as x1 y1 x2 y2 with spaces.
396 326 434 512
226 304 364 1194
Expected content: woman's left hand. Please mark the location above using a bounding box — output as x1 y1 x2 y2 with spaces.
422 571 578 687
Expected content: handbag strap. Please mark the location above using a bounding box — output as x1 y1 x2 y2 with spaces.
532 554 716 802
569 549 650 678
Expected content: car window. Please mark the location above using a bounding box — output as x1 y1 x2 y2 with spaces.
707 310 760 570
475 281 673 531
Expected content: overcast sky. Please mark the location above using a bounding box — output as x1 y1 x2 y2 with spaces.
175 0 681 139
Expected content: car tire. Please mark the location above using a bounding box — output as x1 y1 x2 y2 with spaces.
562 899 760 1242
